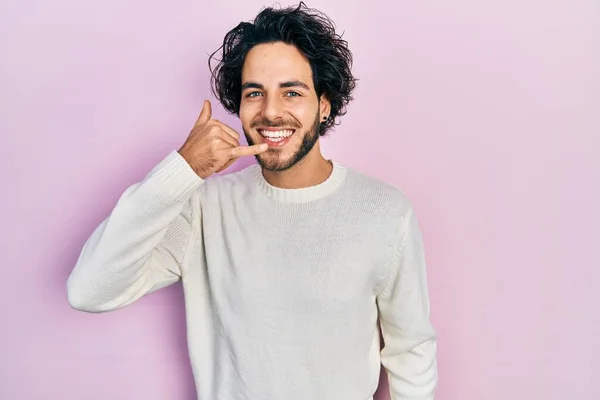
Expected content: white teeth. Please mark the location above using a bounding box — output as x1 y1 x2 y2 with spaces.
259 129 294 138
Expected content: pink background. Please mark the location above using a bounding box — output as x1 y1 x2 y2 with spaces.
1 1 599 399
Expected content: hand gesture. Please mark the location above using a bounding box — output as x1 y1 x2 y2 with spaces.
178 100 268 179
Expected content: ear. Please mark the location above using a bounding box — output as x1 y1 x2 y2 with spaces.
319 94 331 121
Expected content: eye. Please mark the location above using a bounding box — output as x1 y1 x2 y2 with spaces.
285 91 301 97
246 91 262 98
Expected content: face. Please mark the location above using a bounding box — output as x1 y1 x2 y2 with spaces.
239 42 330 172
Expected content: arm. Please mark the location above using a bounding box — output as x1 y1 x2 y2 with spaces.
66 151 203 313
376 206 438 399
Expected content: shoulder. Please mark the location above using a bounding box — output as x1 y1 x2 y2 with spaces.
340 165 415 219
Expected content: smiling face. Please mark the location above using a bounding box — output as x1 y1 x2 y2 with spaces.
239 42 331 172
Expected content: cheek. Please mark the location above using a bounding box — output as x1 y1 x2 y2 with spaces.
286 102 315 123
297 109 318 127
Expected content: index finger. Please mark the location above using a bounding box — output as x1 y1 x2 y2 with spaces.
227 143 269 158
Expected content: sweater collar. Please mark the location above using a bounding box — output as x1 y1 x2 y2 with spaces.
250 161 347 203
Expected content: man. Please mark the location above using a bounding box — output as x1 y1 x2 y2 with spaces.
67 3 438 399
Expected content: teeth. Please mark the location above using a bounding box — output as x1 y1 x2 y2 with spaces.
259 129 294 138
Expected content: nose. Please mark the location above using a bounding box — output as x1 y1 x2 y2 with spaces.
261 94 285 121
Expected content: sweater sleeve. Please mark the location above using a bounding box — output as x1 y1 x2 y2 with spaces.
66 150 203 313
376 206 438 399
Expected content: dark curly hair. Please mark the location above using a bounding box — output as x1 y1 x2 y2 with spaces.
209 2 357 136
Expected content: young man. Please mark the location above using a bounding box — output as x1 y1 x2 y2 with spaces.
67 3 438 399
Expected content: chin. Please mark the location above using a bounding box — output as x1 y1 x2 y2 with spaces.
245 120 320 172
255 152 298 172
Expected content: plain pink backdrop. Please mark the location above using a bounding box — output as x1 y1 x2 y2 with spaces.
1 1 598 399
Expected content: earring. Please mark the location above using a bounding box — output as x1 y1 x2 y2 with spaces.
323 116 328 121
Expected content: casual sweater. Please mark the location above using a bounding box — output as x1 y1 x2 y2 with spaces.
66 150 438 400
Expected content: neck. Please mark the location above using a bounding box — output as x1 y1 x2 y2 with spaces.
262 142 333 189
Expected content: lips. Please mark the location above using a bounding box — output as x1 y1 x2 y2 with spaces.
257 128 295 147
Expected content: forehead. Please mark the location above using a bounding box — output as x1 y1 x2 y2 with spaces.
241 42 314 89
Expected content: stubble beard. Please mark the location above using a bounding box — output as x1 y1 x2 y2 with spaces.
243 112 321 172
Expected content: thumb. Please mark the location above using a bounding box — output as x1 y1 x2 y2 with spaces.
195 100 212 126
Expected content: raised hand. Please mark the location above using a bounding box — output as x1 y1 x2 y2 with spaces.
178 100 268 179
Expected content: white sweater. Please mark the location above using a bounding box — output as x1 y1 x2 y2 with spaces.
67 150 438 400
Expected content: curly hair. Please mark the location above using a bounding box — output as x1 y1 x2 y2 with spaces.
209 2 357 136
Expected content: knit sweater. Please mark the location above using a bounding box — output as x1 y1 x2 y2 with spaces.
66 150 438 400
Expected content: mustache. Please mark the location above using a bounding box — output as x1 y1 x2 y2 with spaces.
250 118 301 129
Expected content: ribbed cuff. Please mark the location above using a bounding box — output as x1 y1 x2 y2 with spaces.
145 150 204 204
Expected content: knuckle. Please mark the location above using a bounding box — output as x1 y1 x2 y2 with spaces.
208 139 220 150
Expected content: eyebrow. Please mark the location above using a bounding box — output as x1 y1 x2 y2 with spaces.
241 80 310 91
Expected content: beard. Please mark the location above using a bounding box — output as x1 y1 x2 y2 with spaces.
243 112 321 172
